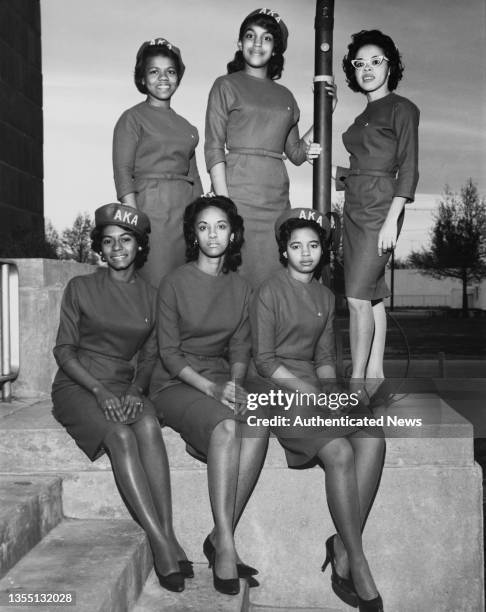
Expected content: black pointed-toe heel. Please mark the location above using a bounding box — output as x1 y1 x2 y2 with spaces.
204 534 258 578
212 567 240 596
236 562 258 577
178 560 194 579
154 567 185 593
321 535 358 608
357 593 383 612
203 534 215 567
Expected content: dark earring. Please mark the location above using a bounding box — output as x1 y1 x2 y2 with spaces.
100 254 106 262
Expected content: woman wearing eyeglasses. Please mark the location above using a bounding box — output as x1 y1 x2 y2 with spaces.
310 30 419 404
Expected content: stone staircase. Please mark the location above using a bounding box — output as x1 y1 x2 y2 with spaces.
0 400 250 611
0 395 484 611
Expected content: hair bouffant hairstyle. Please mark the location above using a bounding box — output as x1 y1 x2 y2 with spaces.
183 195 244 273
90 227 150 269
227 14 285 80
277 218 329 280
342 29 404 93
134 45 182 94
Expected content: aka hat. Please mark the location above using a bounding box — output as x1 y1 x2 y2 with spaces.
94 203 151 237
245 8 289 52
275 207 332 239
136 37 185 79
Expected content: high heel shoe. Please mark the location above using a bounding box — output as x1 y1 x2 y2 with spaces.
203 536 240 595
321 535 358 608
154 567 185 593
357 593 383 612
178 560 194 579
203 534 258 578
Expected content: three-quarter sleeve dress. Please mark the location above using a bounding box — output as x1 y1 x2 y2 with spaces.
250 269 365 467
113 102 203 288
51 268 157 461
205 72 307 287
336 93 420 300
150 262 253 456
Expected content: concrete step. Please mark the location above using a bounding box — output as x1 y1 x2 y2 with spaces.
133 562 249 612
250 607 343 612
0 518 150 612
0 396 474 475
0 475 62 578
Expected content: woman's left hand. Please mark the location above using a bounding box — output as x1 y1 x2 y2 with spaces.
377 219 398 256
325 80 338 112
121 385 145 419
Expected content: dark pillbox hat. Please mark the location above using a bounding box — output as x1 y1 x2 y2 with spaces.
136 37 185 79
246 8 289 51
94 203 151 237
275 207 331 239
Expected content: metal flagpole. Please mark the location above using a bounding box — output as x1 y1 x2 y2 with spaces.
312 0 334 215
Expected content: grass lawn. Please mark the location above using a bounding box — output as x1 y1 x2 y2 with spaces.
336 309 486 359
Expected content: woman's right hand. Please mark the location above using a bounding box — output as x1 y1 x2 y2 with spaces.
93 386 125 422
305 141 322 164
208 380 248 411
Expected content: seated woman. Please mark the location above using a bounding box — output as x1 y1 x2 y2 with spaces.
150 194 268 596
250 208 386 612
52 203 189 593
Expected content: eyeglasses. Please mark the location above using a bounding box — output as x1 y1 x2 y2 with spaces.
351 55 389 69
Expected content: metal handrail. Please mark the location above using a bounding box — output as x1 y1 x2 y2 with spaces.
0 261 20 401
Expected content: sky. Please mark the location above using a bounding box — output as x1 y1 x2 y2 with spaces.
41 0 486 257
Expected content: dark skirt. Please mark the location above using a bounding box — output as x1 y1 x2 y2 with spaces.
226 152 290 288
246 366 383 468
153 383 248 459
343 175 404 300
52 383 156 462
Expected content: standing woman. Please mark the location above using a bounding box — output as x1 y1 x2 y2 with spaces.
205 8 330 287
250 208 385 611
113 37 203 289
336 30 419 396
52 203 190 593
150 195 268 595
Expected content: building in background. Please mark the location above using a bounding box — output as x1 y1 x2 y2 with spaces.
0 0 43 241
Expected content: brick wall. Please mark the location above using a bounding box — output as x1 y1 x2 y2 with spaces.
0 0 43 238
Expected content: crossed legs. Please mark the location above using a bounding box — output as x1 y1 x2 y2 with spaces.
103 414 184 576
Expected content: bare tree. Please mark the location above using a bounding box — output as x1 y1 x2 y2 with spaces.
58 212 97 264
409 179 486 314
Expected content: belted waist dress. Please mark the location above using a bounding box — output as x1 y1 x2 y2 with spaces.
113 102 203 289
336 92 420 300
205 71 307 287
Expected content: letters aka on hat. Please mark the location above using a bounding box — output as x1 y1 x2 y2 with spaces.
94 203 151 237
246 8 289 51
135 37 185 79
274 207 331 238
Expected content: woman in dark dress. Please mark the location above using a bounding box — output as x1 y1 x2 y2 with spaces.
309 30 419 400
250 207 385 612
150 195 268 596
52 203 189 593
205 8 335 287
113 37 203 289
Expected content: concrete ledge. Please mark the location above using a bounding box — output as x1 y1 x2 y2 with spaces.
133 562 249 612
0 397 474 473
0 519 151 612
0 476 62 578
0 396 483 611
